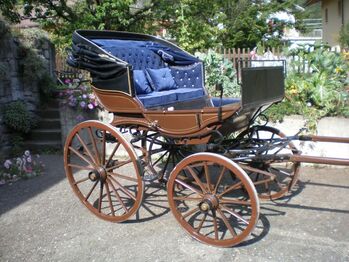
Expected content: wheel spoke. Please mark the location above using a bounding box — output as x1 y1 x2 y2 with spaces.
87 127 100 165
106 142 121 167
217 181 243 198
214 166 226 194
195 213 207 233
108 172 138 182
182 207 200 219
105 181 115 216
69 146 94 167
217 208 237 237
105 159 132 171
107 178 128 212
212 211 219 240
204 162 212 192
76 133 98 166
152 150 169 166
172 196 202 201
68 163 95 171
220 206 249 225
84 181 98 201
98 182 104 213
108 176 136 201
174 178 204 196
74 177 89 185
185 166 207 193
219 198 251 206
101 130 106 165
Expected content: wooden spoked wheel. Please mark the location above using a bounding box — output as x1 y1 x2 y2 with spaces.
64 120 144 222
148 134 193 182
167 153 259 247
238 126 301 200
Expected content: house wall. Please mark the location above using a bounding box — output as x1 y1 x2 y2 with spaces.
322 0 349 46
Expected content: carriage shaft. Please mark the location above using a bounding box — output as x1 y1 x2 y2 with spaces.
299 135 349 144
290 155 349 166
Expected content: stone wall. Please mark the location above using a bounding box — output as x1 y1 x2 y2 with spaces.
0 20 55 159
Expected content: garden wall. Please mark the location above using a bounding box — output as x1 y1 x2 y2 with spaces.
0 21 55 159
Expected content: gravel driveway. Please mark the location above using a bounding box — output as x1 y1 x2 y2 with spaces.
0 155 348 261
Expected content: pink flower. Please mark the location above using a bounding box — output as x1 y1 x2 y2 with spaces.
64 79 71 84
82 94 87 99
4 160 12 169
88 103 94 110
27 156 32 163
80 101 86 108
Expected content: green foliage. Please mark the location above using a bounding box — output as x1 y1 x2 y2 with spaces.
0 0 20 23
266 45 349 132
3 101 38 134
196 50 240 98
2 0 305 51
38 73 57 99
339 22 349 49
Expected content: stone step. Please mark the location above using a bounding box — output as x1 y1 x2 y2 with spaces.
24 140 62 152
29 129 62 141
38 109 60 119
37 119 61 129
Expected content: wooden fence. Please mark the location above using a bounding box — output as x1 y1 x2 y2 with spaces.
55 47 346 80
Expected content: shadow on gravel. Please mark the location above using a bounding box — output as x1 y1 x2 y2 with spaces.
0 155 65 215
125 183 171 223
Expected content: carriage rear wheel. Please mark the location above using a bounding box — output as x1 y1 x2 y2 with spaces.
237 125 301 200
64 120 144 222
167 153 259 247
147 134 193 182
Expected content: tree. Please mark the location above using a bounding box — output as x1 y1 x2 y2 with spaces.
1 0 307 51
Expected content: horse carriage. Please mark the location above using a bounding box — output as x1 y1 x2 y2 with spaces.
64 30 349 247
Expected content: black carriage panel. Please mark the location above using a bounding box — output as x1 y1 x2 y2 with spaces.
241 64 285 110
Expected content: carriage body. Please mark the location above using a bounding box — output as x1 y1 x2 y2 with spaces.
64 30 349 248
68 30 284 139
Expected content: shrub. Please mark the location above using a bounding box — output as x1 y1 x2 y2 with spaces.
3 101 38 133
195 50 240 98
266 44 349 132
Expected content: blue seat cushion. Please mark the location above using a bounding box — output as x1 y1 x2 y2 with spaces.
146 68 177 91
138 90 177 108
211 97 241 107
175 88 204 101
133 70 152 95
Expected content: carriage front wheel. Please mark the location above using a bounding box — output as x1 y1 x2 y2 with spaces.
167 153 259 247
64 120 144 222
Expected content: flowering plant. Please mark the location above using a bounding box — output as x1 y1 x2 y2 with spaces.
57 76 99 121
0 150 45 185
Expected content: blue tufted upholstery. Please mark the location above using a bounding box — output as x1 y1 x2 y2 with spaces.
92 39 206 108
137 90 177 108
170 63 204 90
176 88 204 101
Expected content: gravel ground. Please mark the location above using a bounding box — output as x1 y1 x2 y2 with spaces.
0 154 348 262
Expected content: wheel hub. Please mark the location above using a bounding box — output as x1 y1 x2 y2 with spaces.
89 166 107 182
199 194 219 212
